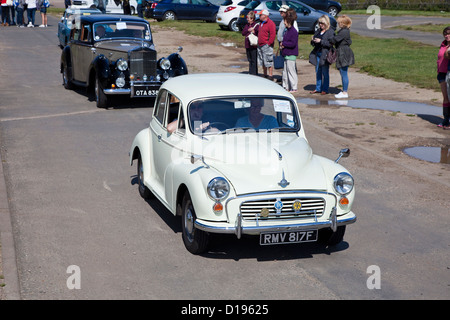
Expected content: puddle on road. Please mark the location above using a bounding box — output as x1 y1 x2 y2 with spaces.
297 98 442 117
404 147 450 164
298 98 449 164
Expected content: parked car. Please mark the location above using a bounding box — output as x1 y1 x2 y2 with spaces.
71 0 139 14
216 0 251 32
57 7 102 48
151 0 219 21
60 15 188 108
300 0 341 16
129 73 356 254
143 0 162 18
237 0 336 33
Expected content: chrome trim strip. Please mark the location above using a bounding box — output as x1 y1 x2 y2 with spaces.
104 88 131 95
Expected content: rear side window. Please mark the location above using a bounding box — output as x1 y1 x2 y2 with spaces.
154 90 168 125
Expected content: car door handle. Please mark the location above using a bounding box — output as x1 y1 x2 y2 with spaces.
157 134 162 142
91 48 96 54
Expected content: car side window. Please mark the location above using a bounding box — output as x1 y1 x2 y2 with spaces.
266 1 282 11
80 23 91 42
154 90 168 125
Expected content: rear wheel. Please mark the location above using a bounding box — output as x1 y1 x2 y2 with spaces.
163 11 176 20
328 6 338 17
62 63 73 89
181 192 209 254
229 18 239 32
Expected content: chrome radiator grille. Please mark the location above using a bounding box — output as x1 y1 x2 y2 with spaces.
129 50 157 78
240 197 325 221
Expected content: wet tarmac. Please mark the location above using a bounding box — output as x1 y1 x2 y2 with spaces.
404 146 450 164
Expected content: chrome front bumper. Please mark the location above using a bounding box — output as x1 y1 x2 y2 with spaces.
194 208 356 239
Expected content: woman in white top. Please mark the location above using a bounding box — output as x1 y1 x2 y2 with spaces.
26 0 36 27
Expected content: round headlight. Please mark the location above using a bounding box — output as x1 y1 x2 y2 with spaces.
117 59 128 71
333 172 354 195
207 177 230 201
159 58 171 70
115 74 125 88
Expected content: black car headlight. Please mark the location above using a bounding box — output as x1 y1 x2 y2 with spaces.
207 177 230 201
333 172 354 195
159 58 171 70
117 59 128 71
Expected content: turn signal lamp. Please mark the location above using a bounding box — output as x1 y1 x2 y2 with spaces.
213 202 223 213
339 197 349 206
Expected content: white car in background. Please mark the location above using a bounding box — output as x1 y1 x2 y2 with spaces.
216 0 251 31
71 0 139 15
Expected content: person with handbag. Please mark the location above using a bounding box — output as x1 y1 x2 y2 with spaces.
280 9 298 93
330 15 355 99
242 11 259 76
309 15 334 95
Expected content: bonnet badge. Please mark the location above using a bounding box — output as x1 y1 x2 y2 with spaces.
278 170 290 188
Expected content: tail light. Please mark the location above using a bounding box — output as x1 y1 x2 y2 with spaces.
224 6 236 13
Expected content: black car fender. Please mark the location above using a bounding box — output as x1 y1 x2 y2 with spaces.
167 53 188 76
89 55 111 89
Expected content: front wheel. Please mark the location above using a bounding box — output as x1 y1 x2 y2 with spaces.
62 63 73 89
137 154 152 199
95 75 109 108
181 192 209 254
318 226 346 246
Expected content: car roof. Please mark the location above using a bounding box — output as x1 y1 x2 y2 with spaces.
66 8 102 14
79 14 149 24
161 73 294 103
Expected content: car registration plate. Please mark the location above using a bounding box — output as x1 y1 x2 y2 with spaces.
132 86 159 97
260 229 317 245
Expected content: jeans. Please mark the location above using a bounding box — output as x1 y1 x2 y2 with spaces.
27 7 36 25
137 3 143 18
16 7 24 25
246 47 258 76
315 52 329 93
339 66 349 92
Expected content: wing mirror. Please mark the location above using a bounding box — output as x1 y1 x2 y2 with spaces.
335 148 350 163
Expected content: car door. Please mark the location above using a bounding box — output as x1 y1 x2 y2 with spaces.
264 1 283 26
149 89 185 206
73 22 94 83
189 0 215 20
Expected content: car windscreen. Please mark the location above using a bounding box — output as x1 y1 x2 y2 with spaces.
93 22 152 41
188 97 299 135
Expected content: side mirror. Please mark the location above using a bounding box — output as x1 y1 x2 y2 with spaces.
191 154 209 168
335 148 350 163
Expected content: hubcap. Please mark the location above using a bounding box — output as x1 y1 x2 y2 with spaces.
184 208 195 243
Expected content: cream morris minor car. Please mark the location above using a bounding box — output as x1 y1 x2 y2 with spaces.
129 73 356 254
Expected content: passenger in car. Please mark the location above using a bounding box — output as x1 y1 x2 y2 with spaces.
235 98 278 130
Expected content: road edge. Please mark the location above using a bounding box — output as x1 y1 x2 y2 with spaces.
0 147 21 300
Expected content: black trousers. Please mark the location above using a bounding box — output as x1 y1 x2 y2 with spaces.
246 47 258 76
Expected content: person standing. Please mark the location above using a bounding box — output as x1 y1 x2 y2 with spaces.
331 15 355 99
309 15 334 95
94 0 107 13
123 0 131 14
26 0 36 27
1 0 10 26
437 26 450 129
15 0 25 27
257 9 276 81
64 0 70 8
136 0 143 18
242 11 259 76
280 9 298 93
277 5 297 44
37 0 47 27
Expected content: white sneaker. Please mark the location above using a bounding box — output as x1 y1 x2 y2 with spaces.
335 92 348 99
39 24 45 27
27 22 32 27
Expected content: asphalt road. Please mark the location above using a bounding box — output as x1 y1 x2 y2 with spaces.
0 14 449 302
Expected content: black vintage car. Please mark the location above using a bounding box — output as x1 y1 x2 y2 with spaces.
60 15 188 108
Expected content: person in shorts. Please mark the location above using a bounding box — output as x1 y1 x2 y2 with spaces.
257 9 276 81
38 0 47 27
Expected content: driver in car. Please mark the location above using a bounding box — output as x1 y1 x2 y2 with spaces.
235 98 278 130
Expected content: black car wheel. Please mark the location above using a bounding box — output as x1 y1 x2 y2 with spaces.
95 74 109 108
318 226 346 246
62 63 73 90
163 11 176 20
137 154 152 199
181 192 209 254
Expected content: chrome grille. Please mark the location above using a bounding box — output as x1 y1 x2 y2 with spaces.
240 197 325 221
130 49 157 78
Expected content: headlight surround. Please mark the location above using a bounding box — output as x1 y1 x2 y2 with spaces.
207 177 230 201
117 59 128 71
333 172 354 195
159 58 171 70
